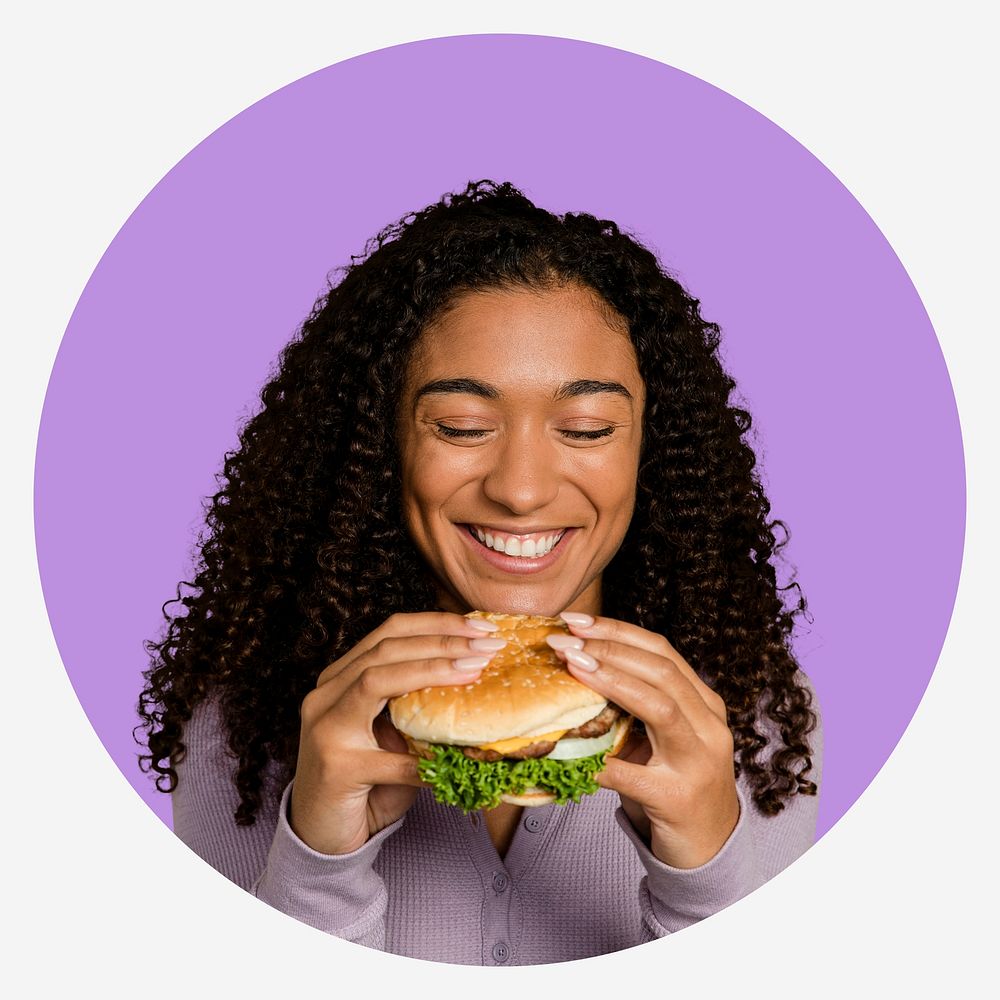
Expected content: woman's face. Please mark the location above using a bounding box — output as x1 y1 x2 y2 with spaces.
397 282 645 618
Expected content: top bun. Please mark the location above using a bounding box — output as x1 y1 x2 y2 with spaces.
388 612 608 745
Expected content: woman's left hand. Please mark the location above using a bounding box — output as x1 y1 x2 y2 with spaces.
551 613 740 870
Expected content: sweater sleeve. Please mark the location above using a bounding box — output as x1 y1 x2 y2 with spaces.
251 782 403 945
172 698 398 948
616 675 824 937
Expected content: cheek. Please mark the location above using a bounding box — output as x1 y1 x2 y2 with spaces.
400 450 465 528
401 472 436 527
583 457 640 552
588 450 640 509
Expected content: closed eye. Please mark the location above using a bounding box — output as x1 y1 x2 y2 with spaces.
561 427 615 440
435 424 616 440
435 425 490 439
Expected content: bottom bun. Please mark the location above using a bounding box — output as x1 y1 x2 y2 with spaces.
500 787 556 807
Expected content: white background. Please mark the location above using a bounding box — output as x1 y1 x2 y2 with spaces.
4 1 996 994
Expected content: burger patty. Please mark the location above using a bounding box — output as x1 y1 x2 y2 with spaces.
460 704 622 762
562 703 621 739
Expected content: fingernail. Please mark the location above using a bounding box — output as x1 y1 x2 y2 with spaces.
465 618 500 632
546 634 584 651
453 655 491 671
563 648 598 672
560 611 595 628
469 637 507 652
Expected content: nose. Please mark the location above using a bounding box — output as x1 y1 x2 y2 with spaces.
481 427 561 515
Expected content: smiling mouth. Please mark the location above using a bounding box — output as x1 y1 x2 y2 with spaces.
464 524 569 560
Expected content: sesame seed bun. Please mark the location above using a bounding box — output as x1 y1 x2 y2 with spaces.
388 612 608 745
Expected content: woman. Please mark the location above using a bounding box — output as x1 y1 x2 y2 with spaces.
138 180 820 965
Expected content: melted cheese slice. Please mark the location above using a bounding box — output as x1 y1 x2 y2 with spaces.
477 729 568 755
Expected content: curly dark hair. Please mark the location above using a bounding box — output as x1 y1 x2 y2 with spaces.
137 180 817 826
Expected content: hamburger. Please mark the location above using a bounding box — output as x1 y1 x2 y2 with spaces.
388 612 631 811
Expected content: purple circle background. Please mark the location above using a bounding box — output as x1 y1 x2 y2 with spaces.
35 35 964 837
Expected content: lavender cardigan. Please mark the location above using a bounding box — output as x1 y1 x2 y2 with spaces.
173 691 821 965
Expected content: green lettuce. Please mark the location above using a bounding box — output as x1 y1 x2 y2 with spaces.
417 744 610 812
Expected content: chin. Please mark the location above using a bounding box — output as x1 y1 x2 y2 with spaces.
457 586 571 619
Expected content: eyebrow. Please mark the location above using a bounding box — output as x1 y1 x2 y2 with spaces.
414 377 501 401
414 377 633 402
554 379 633 401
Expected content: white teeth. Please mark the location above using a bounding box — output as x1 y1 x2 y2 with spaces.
470 526 566 559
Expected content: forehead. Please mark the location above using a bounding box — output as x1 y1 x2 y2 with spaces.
406 284 641 392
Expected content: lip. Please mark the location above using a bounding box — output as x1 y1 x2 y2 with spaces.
456 523 576 575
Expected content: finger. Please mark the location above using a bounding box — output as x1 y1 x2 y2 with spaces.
562 655 702 757
554 637 720 736
594 755 664 810
301 653 490 727
356 748 426 789
317 630 506 687
319 611 501 682
559 613 726 720
337 656 492 732
320 634 505 705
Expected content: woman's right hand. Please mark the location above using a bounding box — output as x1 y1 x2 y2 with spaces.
288 612 505 855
